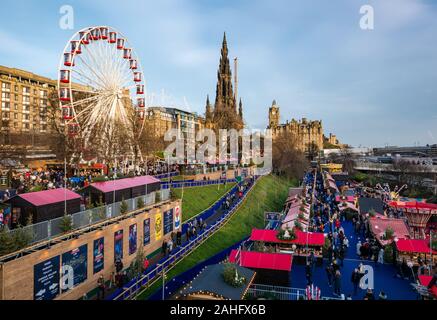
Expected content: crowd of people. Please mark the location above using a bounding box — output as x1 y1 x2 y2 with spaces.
302 171 390 300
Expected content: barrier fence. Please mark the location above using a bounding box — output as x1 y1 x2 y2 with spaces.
161 179 237 189
109 176 259 300
6 189 171 246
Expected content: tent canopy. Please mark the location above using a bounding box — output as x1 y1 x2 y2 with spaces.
229 250 293 271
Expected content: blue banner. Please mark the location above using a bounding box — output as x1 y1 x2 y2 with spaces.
34 256 60 300
114 230 123 262
93 237 104 274
163 209 174 235
61 244 88 293
143 218 150 246
129 224 137 255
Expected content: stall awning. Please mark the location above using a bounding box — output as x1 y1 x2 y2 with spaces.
388 201 437 211
229 250 293 271
418 275 437 298
396 239 436 254
249 228 325 246
90 175 160 193
10 188 81 206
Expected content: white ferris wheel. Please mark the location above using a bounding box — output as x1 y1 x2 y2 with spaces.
57 26 146 159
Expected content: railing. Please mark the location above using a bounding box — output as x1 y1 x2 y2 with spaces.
246 284 307 300
110 176 260 301
6 189 171 246
161 179 237 189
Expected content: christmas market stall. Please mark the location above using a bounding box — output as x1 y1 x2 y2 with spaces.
249 228 325 264
83 175 160 205
358 197 384 217
229 250 292 287
395 238 437 267
369 217 410 246
4 188 81 225
175 263 256 300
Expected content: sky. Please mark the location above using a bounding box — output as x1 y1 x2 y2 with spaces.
1 0 437 148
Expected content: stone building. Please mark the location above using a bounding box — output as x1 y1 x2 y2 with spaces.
145 106 204 139
267 100 324 152
205 33 244 131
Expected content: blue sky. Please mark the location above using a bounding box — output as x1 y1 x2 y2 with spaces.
1 0 437 147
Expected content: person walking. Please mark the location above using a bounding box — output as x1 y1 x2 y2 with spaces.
334 269 342 296
378 248 384 264
97 275 105 300
325 263 334 287
305 262 312 285
351 268 361 296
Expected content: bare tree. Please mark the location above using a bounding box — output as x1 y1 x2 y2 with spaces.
272 130 309 180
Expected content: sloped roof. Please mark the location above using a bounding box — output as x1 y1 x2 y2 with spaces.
11 188 81 207
229 250 293 271
89 175 160 193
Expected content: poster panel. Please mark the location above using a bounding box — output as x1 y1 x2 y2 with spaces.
93 237 104 274
61 244 88 293
143 218 150 246
114 230 124 262
174 206 181 230
155 212 162 241
163 209 174 235
129 223 137 255
34 256 60 300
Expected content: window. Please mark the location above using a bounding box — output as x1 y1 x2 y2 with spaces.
2 102 10 110
22 87 30 94
14 85 18 92
33 89 37 95
14 104 18 111
24 123 29 129
1 92 10 100
14 94 18 101
22 96 30 104
14 122 18 128
14 113 18 120
1 82 11 90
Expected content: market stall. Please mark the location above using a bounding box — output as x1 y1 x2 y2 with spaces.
395 238 437 266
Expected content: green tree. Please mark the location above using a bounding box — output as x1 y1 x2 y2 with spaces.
59 214 73 233
120 198 128 214
0 226 16 256
137 197 145 209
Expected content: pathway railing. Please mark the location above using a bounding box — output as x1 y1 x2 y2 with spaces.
110 176 260 301
6 189 171 246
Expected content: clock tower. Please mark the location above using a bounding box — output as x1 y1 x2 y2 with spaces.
268 100 280 128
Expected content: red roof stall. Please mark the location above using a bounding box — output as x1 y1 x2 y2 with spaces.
83 175 161 205
5 188 81 225
229 250 293 287
396 239 436 254
368 217 410 246
250 228 325 247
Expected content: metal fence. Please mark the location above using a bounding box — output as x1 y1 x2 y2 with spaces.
246 284 307 300
7 188 170 246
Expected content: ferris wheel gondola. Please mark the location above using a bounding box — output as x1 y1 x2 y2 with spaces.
57 26 147 151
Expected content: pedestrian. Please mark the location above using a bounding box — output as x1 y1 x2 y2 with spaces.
325 263 333 287
364 288 375 300
356 241 362 258
186 226 190 241
305 262 312 285
108 271 115 289
162 239 167 255
351 268 361 296
378 248 384 264
97 275 105 300
338 245 345 267
378 291 388 300
334 269 342 296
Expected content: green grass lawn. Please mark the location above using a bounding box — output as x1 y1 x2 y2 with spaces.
174 183 236 222
137 174 297 300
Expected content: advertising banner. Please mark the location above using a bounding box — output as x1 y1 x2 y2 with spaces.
93 237 104 274
174 206 181 229
143 218 150 246
163 209 174 235
155 211 162 241
61 244 88 293
114 230 123 262
129 223 137 255
34 256 60 300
